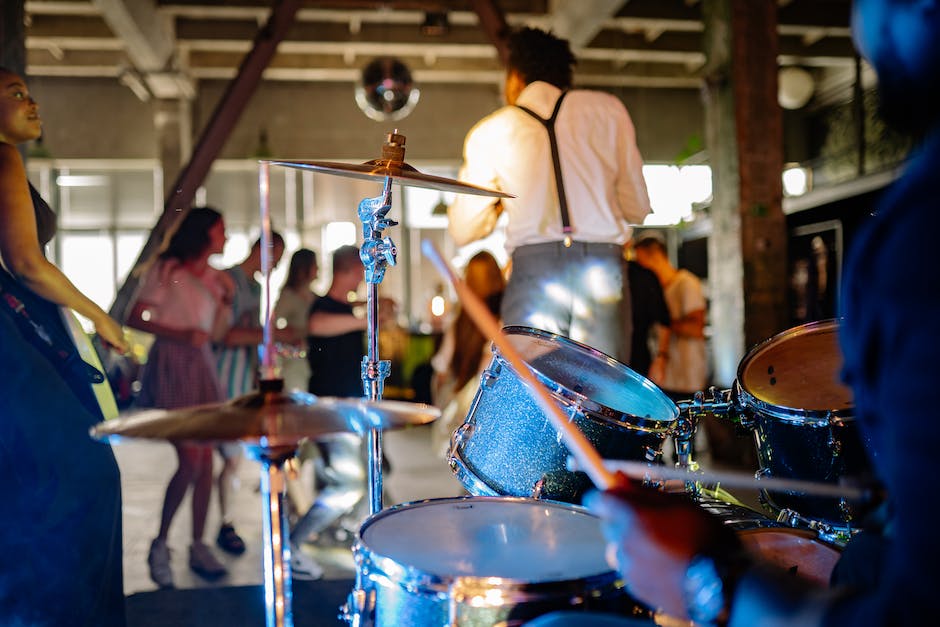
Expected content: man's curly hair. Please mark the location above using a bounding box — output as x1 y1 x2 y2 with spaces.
507 27 576 90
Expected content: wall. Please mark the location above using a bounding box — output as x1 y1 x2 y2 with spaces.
26 76 704 165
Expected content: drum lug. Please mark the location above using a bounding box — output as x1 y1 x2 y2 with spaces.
481 363 500 387
341 586 374 626
453 421 474 445
532 477 546 499
837 498 853 523
827 414 842 458
644 445 662 464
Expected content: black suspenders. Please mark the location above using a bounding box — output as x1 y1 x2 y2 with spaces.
516 91 573 245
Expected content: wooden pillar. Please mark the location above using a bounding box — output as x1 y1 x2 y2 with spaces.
153 97 193 201
0 0 26 75
703 0 788 386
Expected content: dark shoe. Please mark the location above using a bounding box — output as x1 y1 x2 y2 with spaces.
216 523 246 555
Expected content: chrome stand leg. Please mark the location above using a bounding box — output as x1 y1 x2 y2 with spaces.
249 448 295 627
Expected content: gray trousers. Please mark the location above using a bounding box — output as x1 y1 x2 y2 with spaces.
503 241 631 364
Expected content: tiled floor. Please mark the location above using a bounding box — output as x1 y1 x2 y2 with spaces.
116 422 465 594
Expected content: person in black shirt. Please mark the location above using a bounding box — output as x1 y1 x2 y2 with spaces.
306 245 367 397
626 257 670 382
291 245 369 569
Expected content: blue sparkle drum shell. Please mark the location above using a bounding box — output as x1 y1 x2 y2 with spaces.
735 319 873 527
349 496 639 627
450 326 679 503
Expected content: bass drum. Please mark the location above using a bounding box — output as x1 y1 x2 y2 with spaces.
697 495 842 587
735 319 872 528
345 497 641 627
450 326 678 503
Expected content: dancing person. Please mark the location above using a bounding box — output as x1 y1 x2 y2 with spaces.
213 233 289 558
126 207 233 588
448 26 651 363
274 247 319 392
541 1 940 625
0 65 129 626
429 250 505 458
287 244 370 578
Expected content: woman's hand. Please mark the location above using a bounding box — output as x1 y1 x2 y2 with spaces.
93 313 130 354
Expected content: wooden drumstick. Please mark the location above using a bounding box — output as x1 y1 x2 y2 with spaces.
422 240 619 491
567 457 872 502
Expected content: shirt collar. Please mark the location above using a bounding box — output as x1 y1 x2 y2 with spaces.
515 81 564 117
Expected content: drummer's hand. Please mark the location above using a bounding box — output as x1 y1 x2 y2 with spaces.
584 473 741 619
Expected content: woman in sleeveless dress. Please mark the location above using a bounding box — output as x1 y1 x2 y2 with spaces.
0 66 130 626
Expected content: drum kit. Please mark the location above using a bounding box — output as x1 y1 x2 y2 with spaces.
91 134 875 627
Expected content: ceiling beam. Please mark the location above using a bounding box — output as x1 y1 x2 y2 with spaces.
91 0 173 69
91 0 194 98
549 0 626 47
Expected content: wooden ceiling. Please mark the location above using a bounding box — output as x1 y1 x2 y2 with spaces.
23 0 861 104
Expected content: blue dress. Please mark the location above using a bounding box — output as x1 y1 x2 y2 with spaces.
0 185 126 626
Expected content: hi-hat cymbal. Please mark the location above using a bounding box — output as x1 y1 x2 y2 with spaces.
265 158 513 198
90 391 439 447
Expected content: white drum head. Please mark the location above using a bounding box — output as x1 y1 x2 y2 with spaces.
361 497 612 582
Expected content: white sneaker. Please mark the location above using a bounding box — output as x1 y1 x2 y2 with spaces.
290 544 324 581
147 538 174 588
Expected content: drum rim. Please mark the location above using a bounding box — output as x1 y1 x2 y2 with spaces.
355 496 621 595
498 325 679 431
735 318 854 425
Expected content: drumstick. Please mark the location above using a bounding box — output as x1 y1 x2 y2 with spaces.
421 240 618 491
567 457 872 502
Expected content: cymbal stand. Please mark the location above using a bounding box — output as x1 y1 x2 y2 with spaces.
247 161 296 627
243 432 296 627
358 133 401 515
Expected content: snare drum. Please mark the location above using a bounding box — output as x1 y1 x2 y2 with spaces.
346 497 637 627
450 326 678 503
697 496 842 587
735 319 872 527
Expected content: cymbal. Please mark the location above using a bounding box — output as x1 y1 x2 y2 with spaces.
90 391 440 448
265 158 513 198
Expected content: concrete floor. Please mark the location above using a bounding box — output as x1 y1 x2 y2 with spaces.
116 422 465 594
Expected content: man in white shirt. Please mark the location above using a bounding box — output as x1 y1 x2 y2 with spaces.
448 27 651 362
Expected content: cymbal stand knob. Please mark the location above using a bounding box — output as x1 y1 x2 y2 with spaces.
381 131 406 165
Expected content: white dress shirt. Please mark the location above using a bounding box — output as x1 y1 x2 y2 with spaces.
448 81 651 252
